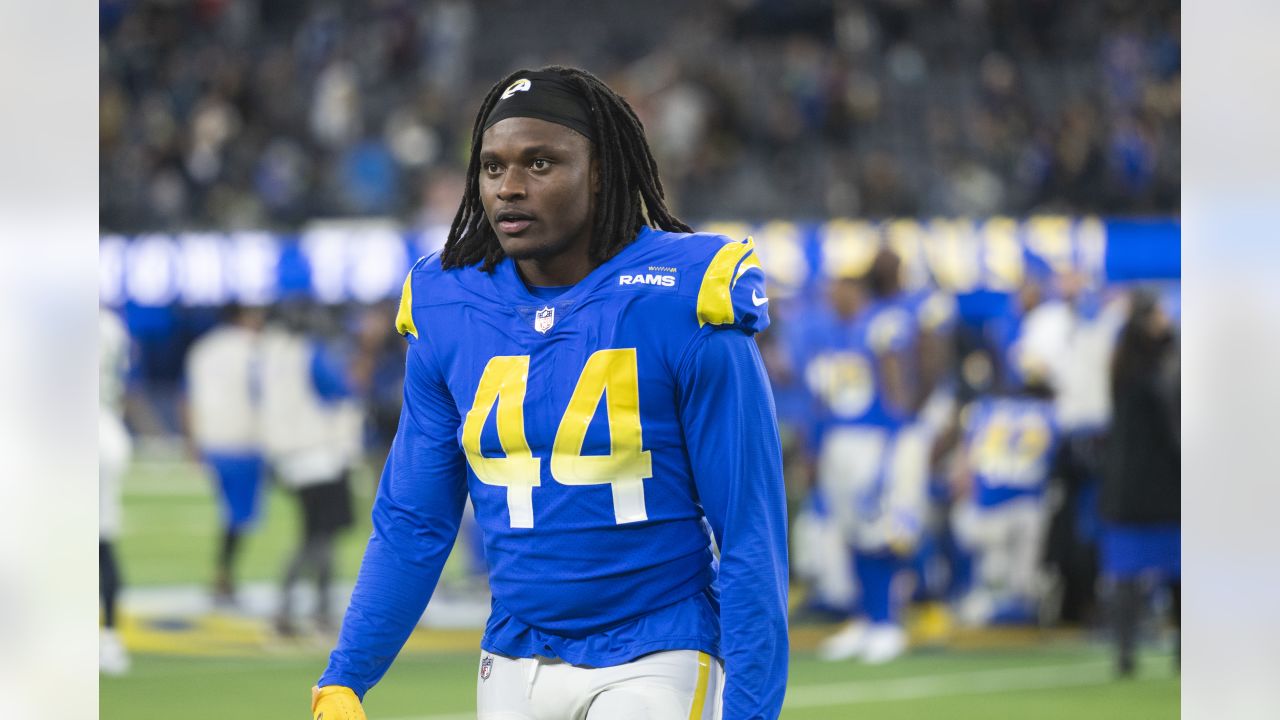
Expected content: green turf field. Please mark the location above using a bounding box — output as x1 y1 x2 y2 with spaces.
103 457 1179 719
101 646 1179 719
116 454 378 587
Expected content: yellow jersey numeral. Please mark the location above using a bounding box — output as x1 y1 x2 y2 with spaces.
552 349 653 524
461 356 541 528
462 350 653 528
972 412 1051 487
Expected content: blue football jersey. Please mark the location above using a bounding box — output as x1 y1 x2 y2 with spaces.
884 286 957 412
898 287 958 338
320 227 788 719
963 396 1058 508
796 300 914 442
983 293 1027 392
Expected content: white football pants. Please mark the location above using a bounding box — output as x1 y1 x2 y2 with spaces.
953 496 1046 599
476 649 722 720
817 425 929 551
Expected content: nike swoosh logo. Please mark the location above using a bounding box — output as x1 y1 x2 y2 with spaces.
752 289 769 306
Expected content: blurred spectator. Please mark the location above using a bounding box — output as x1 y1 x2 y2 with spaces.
1100 289 1180 676
99 0 1179 233
182 303 268 607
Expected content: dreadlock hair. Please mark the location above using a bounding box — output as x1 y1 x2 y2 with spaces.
440 66 691 272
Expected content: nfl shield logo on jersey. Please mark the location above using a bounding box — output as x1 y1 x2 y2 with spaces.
480 654 494 681
534 306 555 334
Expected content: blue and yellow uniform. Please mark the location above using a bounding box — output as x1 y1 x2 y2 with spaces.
796 301 927 637
962 396 1059 509
794 300 924 547
319 227 789 719
882 286 957 424
796 301 914 439
895 288 957 348
952 395 1059 625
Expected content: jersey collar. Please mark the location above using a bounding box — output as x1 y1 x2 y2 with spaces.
495 226 657 308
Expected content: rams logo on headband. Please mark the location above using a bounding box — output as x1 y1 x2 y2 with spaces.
501 79 532 99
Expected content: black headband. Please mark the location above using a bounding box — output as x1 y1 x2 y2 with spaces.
482 72 596 142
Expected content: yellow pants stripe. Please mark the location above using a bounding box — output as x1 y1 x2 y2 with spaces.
688 651 711 720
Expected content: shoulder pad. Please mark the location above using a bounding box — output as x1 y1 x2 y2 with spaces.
395 254 440 341
918 290 957 332
694 235 770 334
867 306 912 354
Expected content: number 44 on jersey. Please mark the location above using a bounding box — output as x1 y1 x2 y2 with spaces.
461 349 652 529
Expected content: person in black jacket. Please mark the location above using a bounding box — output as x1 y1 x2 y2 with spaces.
1100 289 1180 676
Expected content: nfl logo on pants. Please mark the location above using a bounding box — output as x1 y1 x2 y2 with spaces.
535 306 555 334
480 655 493 681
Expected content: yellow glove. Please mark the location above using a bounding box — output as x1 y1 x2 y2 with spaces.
312 685 366 720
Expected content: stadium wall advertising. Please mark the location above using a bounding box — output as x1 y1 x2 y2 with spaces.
99 216 1179 309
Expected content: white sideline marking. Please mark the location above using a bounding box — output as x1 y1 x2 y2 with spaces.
784 660 1111 708
385 659 1133 720
121 582 490 627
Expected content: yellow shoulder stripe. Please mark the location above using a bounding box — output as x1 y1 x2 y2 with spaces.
395 270 418 339
697 237 757 327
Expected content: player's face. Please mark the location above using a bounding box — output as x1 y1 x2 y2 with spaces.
828 277 866 319
479 117 597 285
869 248 903 297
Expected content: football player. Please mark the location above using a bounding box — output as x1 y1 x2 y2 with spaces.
800 273 926 664
312 67 788 720
865 246 959 610
865 247 956 424
950 375 1059 626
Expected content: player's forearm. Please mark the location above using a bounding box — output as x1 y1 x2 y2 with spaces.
717 433 789 717
319 528 451 696
717 538 789 718
714 481 790 719
319 433 466 695
678 329 790 716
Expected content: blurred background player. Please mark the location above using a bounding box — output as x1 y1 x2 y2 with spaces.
867 247 957 427
182 303 267 607
800 272 927 664
866 246 959 616
258 303 363 636
1101 289 1180 676
99 307 132 675
950 371 1060 626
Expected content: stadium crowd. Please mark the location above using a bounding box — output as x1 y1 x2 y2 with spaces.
100 0 1179 232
